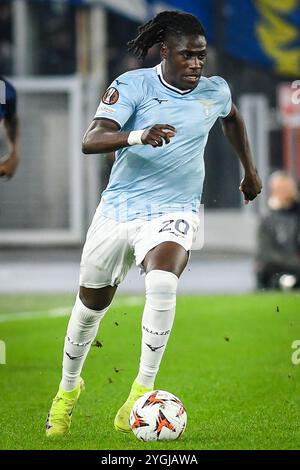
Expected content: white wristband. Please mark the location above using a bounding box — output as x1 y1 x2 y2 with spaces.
127 130 144 146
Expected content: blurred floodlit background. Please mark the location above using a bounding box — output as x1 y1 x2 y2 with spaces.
0 0 299 294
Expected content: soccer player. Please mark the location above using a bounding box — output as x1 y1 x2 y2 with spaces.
0 76 19 179
46 11 262 436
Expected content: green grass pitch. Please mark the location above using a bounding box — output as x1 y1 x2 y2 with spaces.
0 292 300 450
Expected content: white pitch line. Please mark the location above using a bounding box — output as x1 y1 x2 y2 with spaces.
0 297 144 323
0 306 71 323
119 296 144 306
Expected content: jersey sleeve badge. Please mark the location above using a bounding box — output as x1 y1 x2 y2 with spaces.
101 87 119 105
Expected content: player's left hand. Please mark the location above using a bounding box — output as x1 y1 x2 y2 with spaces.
0 153 19 179
239 169 262 204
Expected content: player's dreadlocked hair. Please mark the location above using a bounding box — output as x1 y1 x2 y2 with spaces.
127 11 206 60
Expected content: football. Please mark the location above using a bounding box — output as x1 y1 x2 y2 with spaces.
129 390 187 441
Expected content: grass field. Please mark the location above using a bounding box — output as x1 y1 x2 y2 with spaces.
0 292 300 450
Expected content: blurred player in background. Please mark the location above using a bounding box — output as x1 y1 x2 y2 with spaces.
256 171 300 290
0 76 19 179
46 11 262 437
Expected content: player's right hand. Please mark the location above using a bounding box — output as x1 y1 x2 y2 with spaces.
141 124 176 147
239 168 262 204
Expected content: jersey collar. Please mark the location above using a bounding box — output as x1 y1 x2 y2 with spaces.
155 63 193 95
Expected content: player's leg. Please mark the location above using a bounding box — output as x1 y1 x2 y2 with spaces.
61 285 117 392
142 240 188 275
114 241 188 432
46 210 134 437
136 241 187 387
46 285 117 437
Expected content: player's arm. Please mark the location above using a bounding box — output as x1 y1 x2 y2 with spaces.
0 107 19 179
221 103 262 203
82 119 176 154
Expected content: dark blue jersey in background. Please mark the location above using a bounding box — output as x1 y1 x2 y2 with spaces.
0 76 17 122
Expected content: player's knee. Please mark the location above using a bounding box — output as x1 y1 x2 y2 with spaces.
145 269 178 311
72 294 108 327
79 286 113 311
79 293 104 311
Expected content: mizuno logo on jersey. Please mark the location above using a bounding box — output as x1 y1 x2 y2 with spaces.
115 80 128 86
153 98 168 104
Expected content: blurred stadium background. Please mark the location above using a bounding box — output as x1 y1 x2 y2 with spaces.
0 0 300 294
1 0 300 452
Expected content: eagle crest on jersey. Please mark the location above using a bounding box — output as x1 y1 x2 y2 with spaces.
102 87 119 105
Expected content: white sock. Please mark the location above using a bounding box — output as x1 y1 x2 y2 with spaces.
61 294 109 391
136 270 178 389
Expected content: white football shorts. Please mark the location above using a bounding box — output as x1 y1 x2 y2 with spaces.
79 209 200 289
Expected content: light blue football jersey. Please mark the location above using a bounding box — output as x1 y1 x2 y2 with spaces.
94 63 232 222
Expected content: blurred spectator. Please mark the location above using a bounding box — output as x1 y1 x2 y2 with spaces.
0 76 19 179
0 2 13 75
39 24 75 75
34 1 76 75
255 171 300 290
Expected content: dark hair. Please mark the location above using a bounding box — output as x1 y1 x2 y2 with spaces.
127 10 206 60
